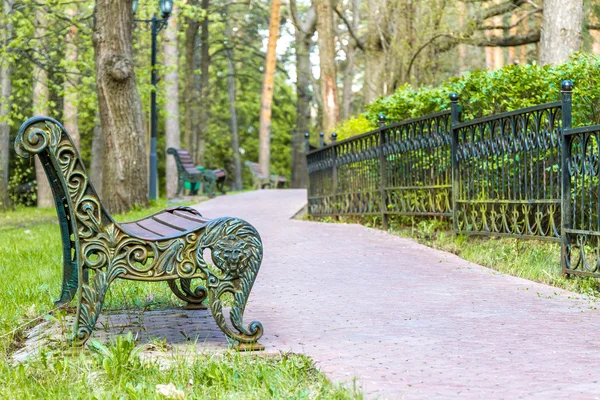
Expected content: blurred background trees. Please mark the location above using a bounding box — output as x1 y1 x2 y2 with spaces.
0 0 598 211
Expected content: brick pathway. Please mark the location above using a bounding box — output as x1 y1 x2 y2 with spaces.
106 190 600 398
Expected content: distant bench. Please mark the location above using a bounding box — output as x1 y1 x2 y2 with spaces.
167 148 227 197
244 161 287 190
14 117 264 350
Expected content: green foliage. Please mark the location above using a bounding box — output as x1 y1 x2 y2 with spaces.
335 114 377 141
337 54 600 136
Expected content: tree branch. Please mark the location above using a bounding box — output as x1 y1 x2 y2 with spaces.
334 7 365 52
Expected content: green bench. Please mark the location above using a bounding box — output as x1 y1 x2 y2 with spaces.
167 148 227 197
15 117 264 350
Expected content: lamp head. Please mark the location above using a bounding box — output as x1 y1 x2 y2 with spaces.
160 0 173 18
132 0 138 14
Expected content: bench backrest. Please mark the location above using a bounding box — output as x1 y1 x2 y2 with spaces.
244 161 267 179
15 116 115 304
167 148 201 175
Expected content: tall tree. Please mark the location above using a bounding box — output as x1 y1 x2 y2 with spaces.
539 0 583 65
63 4 80 149
364 0 386 104
315 0 339 134
163 5 181 198
289 0 316 188
0 0 13 209
93 0 148 213
224 0 242 191
33 8 53 208
341 0 359 120
197 0 210 165
258 0 282 177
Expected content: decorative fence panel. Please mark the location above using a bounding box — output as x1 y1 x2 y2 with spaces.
383 111 452 217
451 102 562 241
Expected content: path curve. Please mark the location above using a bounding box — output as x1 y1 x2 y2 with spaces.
107 190 600 399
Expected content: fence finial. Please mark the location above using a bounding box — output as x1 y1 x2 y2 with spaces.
304 132 310 152
331 132 337 143
561 80 573 92
319 131 325 147
378 113 387 128
449 92 459 102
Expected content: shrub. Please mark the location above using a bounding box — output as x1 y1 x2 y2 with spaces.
336 53 600 137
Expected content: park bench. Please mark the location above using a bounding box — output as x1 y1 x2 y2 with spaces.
167 148 227 197
15 117 264 350
244 161 287 190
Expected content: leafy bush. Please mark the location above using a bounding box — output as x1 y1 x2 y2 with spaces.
336 53 600 137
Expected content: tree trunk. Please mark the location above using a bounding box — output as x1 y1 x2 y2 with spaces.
0 0 13 210
197 0 210 166
290 2 316 188
163 5 181 199
315 0 339 134
364 0 386 104
183 0 199 157
64 5 80 149
225 0 242 191
258 0 282 177
93 0 148 213
539 0 583 65
341 0 359 121
90 115 103 196
33 8 53 208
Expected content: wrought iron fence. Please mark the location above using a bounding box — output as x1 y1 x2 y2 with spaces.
306 80 600 278
561 84 600 277
451 100 563 241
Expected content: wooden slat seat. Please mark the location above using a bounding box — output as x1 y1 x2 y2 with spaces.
120 207 210 240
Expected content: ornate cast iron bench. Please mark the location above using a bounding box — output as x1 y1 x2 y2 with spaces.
167 148 227 197
244 161 287 190
15 117 264 350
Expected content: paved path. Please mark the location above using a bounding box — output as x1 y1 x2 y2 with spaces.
110 190 600 398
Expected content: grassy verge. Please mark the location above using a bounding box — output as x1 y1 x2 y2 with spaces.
0 202 360 399
313 215 600 297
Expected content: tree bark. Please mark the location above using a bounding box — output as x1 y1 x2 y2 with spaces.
93 0 148 213
197 0 210 166
539 0 583 65
224 1 242 191
33 8 53 208
163 5 181 199
315 0 339 134
290 1 316 188
90 114 103 196
364 0 386 104
341 0 359 121
0 0 13 210
258 0 282 177
64 4 80 149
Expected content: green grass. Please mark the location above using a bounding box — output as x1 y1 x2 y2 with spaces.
0 202 360 399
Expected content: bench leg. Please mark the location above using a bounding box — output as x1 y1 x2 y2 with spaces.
199 217 264 351
168 278 208 310
70 265 125 345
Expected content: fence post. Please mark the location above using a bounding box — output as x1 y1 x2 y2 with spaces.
450 93 460 233
331 132 338 196
319 132 325 148
378 113 389 230
304 132 310 153
560 80 573 276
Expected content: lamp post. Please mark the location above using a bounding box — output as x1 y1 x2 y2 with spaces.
133 0 173 200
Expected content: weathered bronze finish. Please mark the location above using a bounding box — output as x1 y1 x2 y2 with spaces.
15 117 264 348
